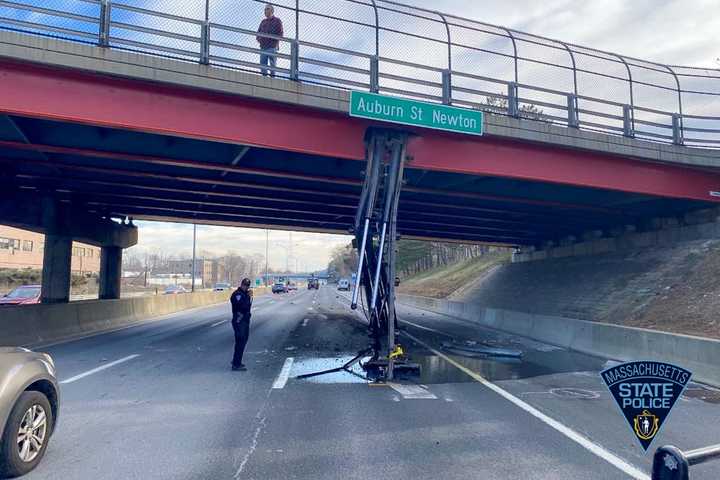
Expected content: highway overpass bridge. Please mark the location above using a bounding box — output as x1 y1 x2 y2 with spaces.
0 0 719 305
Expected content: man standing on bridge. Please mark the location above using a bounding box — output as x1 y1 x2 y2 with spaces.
256 4 283 77
230 278 253 371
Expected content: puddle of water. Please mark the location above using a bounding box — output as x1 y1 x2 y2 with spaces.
406 347 608 384
683 385 720 404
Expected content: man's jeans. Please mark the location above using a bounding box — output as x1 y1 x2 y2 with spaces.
260 47 278 77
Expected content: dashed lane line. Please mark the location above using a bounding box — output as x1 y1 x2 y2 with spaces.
60 354 141 384
272 357 295 389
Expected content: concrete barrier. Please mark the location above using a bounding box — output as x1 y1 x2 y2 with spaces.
398 294 720 387
0 289 256 347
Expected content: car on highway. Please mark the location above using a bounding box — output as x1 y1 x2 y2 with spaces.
287 282 298 291
307 278 319 290
213 282 231 292
0 286 41 307
163 285 188 295
271 283 288 294
337 279 350 291
0 347 59 478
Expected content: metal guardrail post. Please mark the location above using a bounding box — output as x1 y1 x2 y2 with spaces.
672 114 684 145
99 0 111 47
567 94 579 128
507 82 519 118
623 105 634 137
290 41 299 81
370 56 379 93
200 21 210 65
442 70 452 105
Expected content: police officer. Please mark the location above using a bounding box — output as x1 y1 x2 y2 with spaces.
230 278 253 371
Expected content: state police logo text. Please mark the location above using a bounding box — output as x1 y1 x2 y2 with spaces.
601 361 691 451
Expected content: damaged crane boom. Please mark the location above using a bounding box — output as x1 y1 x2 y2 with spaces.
350 129 408 380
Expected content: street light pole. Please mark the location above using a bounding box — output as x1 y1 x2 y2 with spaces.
191 224 197 293
265 229 269 287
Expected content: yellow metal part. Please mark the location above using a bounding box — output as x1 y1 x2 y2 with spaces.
389 344 405 359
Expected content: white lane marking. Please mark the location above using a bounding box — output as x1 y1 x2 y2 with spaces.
272 357 295 389
301 319 309 327
399 318 459 338
60 354 140 384
234 388 273 479
234 416 266 478
402 331 649 480
211 320 228 328
388 383 437 400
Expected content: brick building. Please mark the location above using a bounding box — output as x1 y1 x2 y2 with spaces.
165 258 225 287
0 225 101 275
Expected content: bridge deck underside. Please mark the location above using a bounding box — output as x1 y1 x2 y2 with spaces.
0 115 712 247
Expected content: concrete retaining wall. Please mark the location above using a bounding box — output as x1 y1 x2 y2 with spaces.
398 294 720 388
0 287 269 347
513 207 720 263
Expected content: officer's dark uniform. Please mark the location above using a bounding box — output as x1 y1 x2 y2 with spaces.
230 285 252 370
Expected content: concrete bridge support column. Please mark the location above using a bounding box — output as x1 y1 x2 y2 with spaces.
99 246 122 300
41 234 72 304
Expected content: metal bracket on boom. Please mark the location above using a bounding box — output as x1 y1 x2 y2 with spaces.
349 129 414 381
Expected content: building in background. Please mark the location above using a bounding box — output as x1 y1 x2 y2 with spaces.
165 258 224 287
0 225 101 275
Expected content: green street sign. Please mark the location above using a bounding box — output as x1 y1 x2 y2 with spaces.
349 91 483 136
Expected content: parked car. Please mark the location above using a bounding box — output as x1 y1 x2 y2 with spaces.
0 347 59 477
0 285 41 307
213 283 231 292
271 283 287 294
164 285 188 295
337 279 350 291
307 278 319 290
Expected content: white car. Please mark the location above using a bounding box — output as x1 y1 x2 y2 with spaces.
337 279 350 291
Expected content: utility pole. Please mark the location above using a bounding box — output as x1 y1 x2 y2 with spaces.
265 229 269 286
191 224 197 292
287 232 292 273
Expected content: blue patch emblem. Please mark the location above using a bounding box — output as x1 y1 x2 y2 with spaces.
601 361 691 451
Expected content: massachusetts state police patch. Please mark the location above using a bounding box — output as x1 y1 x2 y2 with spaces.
601 361 691 451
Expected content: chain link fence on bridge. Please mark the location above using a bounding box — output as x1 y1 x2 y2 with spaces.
1 0 719 147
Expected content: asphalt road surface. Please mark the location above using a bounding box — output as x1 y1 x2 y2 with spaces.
21 287 720 479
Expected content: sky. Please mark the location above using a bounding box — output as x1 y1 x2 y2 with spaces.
127 222 349 273
400 0 719 68
6 0 720 270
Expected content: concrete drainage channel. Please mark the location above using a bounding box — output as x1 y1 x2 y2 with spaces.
397 294 720 389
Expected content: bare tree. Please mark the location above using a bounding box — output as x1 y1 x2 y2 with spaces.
480 95 549 123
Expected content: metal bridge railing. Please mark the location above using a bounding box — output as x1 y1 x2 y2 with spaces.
652 444 720 479
1 0 719 149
